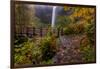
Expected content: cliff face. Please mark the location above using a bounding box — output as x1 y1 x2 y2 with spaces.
34 5 53 24
34 5 73 24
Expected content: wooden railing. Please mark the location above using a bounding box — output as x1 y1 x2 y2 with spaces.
15 27 64 38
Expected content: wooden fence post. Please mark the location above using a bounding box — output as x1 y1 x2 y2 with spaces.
40 27 42 37
61 28 64 36
20 26 23 37
57 28 60 37
33 27 35 36
26 27 29 37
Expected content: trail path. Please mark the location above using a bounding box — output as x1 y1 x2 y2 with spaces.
53 35 84 64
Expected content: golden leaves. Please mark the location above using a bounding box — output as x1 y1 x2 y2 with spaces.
69 7 95 24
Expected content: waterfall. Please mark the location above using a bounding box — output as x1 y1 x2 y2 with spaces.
51 6 56 28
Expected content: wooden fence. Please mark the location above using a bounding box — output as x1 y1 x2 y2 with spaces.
15 27 64 38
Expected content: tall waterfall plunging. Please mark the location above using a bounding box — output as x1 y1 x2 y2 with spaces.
51 6 56 28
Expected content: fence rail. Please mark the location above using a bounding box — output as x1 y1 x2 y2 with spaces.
15 27 64 38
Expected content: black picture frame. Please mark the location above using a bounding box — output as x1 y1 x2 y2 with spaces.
11 1 96 68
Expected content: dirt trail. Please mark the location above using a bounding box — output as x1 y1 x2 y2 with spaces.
52 35 84 64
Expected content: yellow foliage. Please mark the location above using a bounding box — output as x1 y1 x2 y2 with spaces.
69 7 95 24
63 6 71 11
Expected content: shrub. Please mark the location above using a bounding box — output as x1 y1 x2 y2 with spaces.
14 40 42 65
75 23 85 33
14 35 28 45
41 59 53 64
63 27 73 35
80 44 95 62
80 35 95 62
41 36 57 61
85 23 95 44
63 23 85 35
14 54 32 65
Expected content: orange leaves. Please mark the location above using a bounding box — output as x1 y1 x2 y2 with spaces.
69 7 95 24
67 23 85 34
63 6 71 11
80 35 90 47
